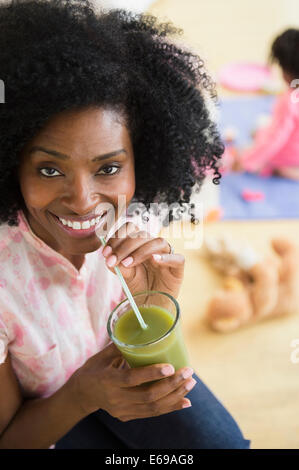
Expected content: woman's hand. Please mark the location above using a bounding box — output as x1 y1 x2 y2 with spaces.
70 343 196 421
101 222 185 299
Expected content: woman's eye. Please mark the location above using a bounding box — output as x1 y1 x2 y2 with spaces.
39 167 61 177
38 165 120 178
97 165 120 175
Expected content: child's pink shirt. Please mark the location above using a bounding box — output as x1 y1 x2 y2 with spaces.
241 89 299 175
0 209 161 401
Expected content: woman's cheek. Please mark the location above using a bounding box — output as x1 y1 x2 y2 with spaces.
106 176 135 208
20 175 56 209
120 169 135 202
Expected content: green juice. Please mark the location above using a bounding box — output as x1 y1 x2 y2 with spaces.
113 305 189 371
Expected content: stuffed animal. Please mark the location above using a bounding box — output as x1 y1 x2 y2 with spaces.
203 236 299 332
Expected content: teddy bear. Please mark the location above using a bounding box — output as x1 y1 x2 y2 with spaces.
202 236 299 332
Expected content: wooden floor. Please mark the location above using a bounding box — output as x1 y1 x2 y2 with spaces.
149 0 299 449
160 220 299 449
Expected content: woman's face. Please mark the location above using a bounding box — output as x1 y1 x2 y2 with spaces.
18 107 136 261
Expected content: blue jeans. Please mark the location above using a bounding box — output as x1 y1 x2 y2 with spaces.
55 373 251 449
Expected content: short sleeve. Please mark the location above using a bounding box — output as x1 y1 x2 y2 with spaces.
0 317 9 365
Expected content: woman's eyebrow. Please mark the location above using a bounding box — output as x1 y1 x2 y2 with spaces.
28 146 127 161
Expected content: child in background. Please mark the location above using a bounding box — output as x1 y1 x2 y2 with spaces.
237 29 299 180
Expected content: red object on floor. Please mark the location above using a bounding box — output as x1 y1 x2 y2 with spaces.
241 189 265 202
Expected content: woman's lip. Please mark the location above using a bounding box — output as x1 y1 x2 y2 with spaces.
49 211 108 239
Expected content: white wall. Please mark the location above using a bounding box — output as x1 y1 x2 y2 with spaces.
0 0 156 13
148 0 299 74
283 0 299 27
94 0 156 13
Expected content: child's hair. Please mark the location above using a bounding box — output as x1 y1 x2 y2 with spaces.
0 0 224 227
270 28 299 78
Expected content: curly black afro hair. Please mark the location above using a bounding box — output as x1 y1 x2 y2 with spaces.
0 0 223 227
270 28 299 78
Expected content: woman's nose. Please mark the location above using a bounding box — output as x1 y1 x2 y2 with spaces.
60 173 100 212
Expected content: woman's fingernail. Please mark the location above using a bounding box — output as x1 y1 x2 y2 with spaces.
182 368 194 379
185 378 197 391
107 255 117 267
152 254 162 261
102 246 112 257
121 256 133 267
182 400 192 409
161 365 175 376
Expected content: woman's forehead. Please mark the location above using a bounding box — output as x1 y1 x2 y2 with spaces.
26 107 131 153
40 107 126 134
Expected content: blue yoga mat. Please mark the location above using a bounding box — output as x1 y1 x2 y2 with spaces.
218 95 275 147
219 172 299 220
217 96 299 220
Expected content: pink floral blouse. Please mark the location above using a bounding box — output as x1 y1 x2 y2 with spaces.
0 209 161 401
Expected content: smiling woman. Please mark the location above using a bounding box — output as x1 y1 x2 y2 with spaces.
0 2 223 231
0 0 250 451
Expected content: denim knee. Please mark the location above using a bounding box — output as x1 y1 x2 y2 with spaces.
180 376 251 449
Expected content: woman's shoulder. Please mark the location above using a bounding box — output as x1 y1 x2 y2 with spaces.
0 212 31 278
0 219 20 252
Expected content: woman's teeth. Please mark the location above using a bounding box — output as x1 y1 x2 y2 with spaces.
58 216 101 230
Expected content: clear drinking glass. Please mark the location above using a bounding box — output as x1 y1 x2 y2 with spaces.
107 290 190 371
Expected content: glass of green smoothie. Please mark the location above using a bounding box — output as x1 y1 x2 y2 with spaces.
107 290 190 371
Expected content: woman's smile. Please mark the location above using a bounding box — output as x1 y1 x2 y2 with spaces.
48 210 109 239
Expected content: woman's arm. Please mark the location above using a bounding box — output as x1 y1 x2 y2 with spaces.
0 342 195 449
0 360 87 449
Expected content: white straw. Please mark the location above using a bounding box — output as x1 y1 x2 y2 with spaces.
99 236 148 330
